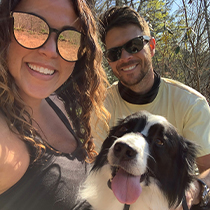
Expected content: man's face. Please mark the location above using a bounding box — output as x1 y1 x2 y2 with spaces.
105 24 155 89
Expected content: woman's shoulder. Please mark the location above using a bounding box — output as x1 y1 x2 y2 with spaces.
0 113 30 194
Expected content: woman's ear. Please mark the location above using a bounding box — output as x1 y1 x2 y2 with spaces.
149 37 156 57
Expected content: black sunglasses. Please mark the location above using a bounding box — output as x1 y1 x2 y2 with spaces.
10 11 83 62
104 35 151 62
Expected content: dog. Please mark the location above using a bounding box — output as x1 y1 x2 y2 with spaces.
81 111 198 210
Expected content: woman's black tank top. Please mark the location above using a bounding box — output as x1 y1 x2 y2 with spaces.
0 97 91 210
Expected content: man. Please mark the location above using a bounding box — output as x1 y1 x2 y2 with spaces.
91 6 210 209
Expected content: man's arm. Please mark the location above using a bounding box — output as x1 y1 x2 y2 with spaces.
172 155 210 210
197 154 210 173
190 156 210 207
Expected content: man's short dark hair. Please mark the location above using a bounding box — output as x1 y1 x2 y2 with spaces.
99 6 150 46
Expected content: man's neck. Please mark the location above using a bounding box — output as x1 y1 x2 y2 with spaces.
118 71 160 105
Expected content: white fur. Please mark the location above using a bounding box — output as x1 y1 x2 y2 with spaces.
141 114 168 137
80 164 124 210
108 133 148 176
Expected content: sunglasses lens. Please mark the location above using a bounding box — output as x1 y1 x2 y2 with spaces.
125 38 143 54
106 47 121 62
105 37 146 62
13 12 49 49
57 30 82 62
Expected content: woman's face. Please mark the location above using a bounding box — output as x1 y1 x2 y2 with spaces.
7 0 80 102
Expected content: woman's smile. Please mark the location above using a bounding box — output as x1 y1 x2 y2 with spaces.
27 63 55 75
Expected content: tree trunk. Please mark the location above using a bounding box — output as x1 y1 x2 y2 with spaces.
203 0 210 51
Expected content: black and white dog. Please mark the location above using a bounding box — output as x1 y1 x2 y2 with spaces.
81 111 197 210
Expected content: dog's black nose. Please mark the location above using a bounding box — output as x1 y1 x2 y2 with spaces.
114 142 137 160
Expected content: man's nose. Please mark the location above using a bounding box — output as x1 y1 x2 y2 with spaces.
119 48 132 60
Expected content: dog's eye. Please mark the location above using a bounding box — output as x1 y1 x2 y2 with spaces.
155 139 164 146
113 126 128 136
119 126 128 133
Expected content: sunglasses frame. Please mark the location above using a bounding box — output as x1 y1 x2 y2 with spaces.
10 11 83 62
104 35 151 62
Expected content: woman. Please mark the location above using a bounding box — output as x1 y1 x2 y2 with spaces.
0 0 109 209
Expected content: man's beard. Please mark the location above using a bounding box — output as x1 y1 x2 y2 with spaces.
115 55 152 87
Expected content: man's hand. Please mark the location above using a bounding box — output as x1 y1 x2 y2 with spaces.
170 180 200 210
171 168 210 210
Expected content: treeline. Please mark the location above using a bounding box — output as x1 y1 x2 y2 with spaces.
87 0 210 102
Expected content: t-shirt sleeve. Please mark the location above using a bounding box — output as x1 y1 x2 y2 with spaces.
183 97 210 157
90 88 116 152
90 110 109 152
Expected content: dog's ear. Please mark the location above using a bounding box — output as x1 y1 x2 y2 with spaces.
165 136 198 208
173 137 198 206
182 138 198 168
179 137 198 177
91 134 117 172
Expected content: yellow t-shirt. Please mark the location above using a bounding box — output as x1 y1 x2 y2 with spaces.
91 78 210 157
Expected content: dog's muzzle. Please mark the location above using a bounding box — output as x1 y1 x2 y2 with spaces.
107 142 147 205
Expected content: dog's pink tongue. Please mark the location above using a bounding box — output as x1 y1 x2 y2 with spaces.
111 168 142 204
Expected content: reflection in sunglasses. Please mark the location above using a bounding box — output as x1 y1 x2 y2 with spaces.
12 11 83 62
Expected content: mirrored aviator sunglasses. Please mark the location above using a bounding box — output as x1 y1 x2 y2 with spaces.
11 11 83 62
104 35 151 62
